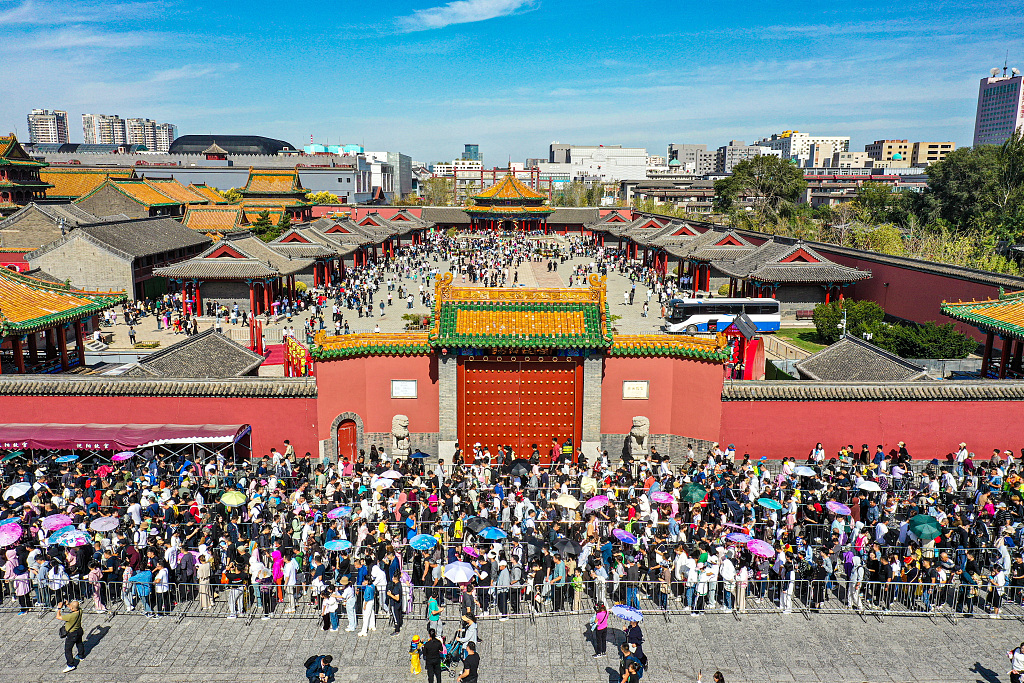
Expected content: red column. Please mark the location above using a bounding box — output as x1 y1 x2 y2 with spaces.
264 280 272 312
57 325 69 372
981 331 995 377
74 321 85 367
194 282 202 316
12 336 25 374
249 284 256 315
999 337 1012 379
825 286 831 304
27 332 38 365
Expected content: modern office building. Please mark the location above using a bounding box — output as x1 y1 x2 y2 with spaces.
910 141 955 166
542 143 648 182
865 139 912 162
714 141 771 174
26 109 69 144
754 131 850 167
973 66 1024 147
462 144 480 162
667 144 717 176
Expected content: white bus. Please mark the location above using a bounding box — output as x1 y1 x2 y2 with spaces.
663 298 781 334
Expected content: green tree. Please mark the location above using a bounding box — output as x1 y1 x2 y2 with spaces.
812 299 885 345
220 187 243 203
306 191 340 205
874 322 976 359
422 177 454 206
276 212 292 233
250 210 274 239
854 182 897 224
713 156 807 221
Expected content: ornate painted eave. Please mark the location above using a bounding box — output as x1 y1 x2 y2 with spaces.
941 289 1024 341
0 268 126 336
311 332 431 360
609 334 731 361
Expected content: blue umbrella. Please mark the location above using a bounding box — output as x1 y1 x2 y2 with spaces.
0 517 21 526
478 526 507 540
757 497 783 511
55 455 78 463
410 450 427 459
47 525 76 544
610 604 644 622
409 534 438 550
325 540 353 552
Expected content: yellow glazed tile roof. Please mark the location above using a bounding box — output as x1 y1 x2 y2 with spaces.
243 169 305 194
188 183 228 203
473 174 547 201
41 168 134 199
0 267 126 335
144 178 211 204
183 206 248 231
942 290 1024 339
108 178 180 206
454 308 586 337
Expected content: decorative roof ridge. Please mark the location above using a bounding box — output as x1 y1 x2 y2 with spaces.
1 257 125 295
311 331 432 360
0 375 317 397
722 380 1024 402
139 328 264 374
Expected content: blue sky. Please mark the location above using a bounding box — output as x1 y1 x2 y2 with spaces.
1 0 1021 163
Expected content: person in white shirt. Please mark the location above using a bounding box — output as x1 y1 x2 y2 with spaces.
281 552 298 613
1009 642 1024 683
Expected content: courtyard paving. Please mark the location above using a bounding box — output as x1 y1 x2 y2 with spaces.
0 608 1017 683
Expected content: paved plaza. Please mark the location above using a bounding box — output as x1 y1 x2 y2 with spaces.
0 608 1018 683
102 255 670 352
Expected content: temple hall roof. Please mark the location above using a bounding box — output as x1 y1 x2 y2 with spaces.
713 238 872 284
120 329 265 378
40 168 135 200
473 174 547 201
941 289 1024 341
0 267 126 335
794 335 928 382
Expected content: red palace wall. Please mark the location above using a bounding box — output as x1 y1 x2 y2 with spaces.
601 355 725 442
816 248 1003 342
0 394 318 458
718 399 1024 460
314 355 440 440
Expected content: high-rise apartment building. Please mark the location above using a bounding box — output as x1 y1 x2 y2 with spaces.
124 118 177 151
715 141 772 174
26 109 69 144
973 66 1024 147
154 123 177 152
82 114 127 145
462 144 480 162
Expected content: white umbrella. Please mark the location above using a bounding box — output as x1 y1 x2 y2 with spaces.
371 477 396 489
381 470 402 479
554 494 580 509
858 481 882 492
793 466 817 477
444 561 476 584
2 483 30 500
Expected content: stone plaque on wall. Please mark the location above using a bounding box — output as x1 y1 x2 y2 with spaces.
622 380 649 400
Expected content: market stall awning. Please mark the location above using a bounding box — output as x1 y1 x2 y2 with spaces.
0 424 250 451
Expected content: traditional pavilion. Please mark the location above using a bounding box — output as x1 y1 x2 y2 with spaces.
464 174 553 232
0 134 52 216
942 289 1024 379
0 267 126 374
238 168 312 223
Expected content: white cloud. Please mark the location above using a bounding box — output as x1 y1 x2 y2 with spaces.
397 0 536 32
0 0 160 25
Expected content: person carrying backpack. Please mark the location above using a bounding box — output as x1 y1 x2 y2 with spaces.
304 654 335 683
618 642 644 681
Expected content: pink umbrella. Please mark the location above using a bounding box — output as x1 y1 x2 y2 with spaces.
826 501 851 516
746 538 774 558
650 491 673 505
584 495 610 511
0 524 23 547
89 517 119 532
95 465 113 479
462 546 480 558
112 451 135 462
41 513 73 531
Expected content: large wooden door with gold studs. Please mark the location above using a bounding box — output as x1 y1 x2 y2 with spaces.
458 356 582 463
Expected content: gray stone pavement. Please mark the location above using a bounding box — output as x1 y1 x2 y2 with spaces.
0 608 1018 683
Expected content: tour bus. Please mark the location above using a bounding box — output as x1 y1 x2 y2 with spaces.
663 297 781 334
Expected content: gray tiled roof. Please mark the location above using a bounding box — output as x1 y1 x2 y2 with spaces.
547 208 600 224
794 336 928 382
0 375 317 397
712 238 871 283
268 242 337 259
0 202 99 231
81 217 210 257
153 257 278 280
421 207 471 224
129 329 265 378
721 380 1024 401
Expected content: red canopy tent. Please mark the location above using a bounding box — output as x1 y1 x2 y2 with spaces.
0 424 249 452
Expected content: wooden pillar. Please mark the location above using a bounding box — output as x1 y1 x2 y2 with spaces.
824 285 831 304
981 331 995 377
45 328 56 359
1013 338 1024 373
249 283 256 314
264 280 272 313
57 325 69 372
27 332 38 365
12 335 25 374
999 336 1013 379
74 321 85 367
194 281 202 316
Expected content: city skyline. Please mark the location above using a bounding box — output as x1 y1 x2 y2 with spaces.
1 0 1021 162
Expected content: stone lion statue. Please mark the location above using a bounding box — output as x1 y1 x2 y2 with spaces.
628 416 650 458
391 415 410 458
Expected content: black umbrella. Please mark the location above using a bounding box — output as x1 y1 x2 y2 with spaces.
508 459 531 478
464 516 490 534
554 537 583 556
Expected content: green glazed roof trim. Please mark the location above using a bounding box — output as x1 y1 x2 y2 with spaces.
941 297 1024 340
310 340 432 360
606 343 731 361
429 300 611 349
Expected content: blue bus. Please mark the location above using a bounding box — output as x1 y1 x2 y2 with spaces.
663 298 781 334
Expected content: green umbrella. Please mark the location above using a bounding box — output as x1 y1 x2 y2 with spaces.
757 497 783 511
0 451 24 463
908 514 941 540
680 484 708 505
221 490 247 507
